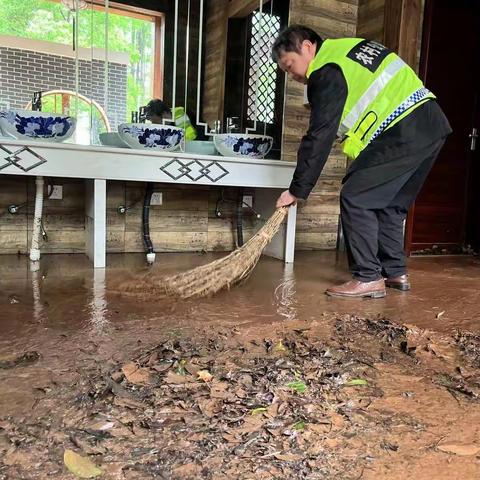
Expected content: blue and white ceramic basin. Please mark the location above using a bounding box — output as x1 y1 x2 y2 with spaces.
118 123 183 151
0 109 76 142
213 133 273 159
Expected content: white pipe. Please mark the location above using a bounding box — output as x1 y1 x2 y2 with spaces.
30 176 44 262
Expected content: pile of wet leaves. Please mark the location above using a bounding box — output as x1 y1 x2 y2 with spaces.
455 330 480 368
2 317 480 479
0 327 409 479
69 332 387 479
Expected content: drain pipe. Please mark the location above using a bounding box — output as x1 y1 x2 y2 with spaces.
142 182 155 264
30 176 44 263
236 188 244 247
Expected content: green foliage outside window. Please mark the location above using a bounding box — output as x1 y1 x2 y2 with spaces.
0 0 155 119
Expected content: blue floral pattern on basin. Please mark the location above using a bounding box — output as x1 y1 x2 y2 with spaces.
0 111 74 139
119 125 183 149
214 134 273 158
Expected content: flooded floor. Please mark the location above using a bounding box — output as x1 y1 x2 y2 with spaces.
0 252 480 479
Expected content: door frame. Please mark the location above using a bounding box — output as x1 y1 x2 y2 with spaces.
382 0 426 254
402 0 479 253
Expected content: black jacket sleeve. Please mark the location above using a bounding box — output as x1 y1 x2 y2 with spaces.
289 64 347 199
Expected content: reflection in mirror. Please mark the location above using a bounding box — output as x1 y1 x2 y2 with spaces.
222 0 289 159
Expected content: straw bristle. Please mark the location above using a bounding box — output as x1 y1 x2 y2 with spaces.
160 208 288 298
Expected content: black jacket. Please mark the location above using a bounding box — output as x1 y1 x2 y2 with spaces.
289 65 452 200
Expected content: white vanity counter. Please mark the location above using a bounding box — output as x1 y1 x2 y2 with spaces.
0 139 297 267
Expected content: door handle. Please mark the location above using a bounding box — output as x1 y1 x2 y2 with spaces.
469 127 478 151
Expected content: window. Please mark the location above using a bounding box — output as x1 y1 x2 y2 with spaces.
0 0 164 122
246 10 281 124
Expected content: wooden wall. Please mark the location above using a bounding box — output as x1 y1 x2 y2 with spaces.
284 0 355 250
1 0 415 257
202 0 229 127
0 177 256 255
0 177 85 255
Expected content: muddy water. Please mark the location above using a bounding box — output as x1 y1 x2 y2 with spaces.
0 252 480 478
2 251 479 336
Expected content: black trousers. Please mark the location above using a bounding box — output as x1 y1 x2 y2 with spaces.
340 137 446 282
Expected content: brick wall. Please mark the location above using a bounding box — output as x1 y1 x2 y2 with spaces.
0 46 127 131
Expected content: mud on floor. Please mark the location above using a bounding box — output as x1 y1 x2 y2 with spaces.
1 315 480 479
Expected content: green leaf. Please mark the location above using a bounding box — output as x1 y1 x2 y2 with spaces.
273 340 287 352
250 407 267 416
345 379 368 387
64 450 102 478
293 421 306 431
287 380 307 394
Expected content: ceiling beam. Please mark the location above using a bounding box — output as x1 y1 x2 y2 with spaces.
228 0 259 18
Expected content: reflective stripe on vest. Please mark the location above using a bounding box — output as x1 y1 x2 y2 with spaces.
370 86 432 141
306 38 436 159
338 57 406 137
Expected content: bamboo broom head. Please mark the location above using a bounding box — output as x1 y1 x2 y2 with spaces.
160 207 288 299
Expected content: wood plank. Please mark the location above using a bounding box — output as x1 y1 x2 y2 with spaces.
296 232 338 250
0 231 27 253
26 230 85 254
124 231 208 252
125 209 208 232
207 229 254 251
106 230 125 252
296 213 339 233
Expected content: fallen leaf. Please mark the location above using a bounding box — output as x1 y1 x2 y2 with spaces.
308 423 331 434
436 311 445 319
64 449 103 478
273 453 303 462
345 379 368 387
197 370 213 382
113 396 145 410
121 362 151 385
165 371 190 384
87 421 115 432
197 399 219 418
437 443 480 456
286 380 307 394
250 407 267 416
292 421 306 431
273 340 288 353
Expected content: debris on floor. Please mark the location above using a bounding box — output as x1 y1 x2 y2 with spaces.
1 314 480 479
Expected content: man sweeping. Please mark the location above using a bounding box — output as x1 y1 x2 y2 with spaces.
272 26 451 298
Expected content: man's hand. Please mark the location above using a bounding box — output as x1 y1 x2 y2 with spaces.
276 190 298 208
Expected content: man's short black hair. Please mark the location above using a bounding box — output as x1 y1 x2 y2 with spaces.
146 99 171 117
271 25 323 62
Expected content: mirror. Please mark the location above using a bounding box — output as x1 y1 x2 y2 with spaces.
0 0 289 158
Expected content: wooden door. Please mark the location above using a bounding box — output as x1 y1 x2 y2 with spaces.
406 0 480 253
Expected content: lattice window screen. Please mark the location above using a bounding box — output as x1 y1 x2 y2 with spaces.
247 10 281 124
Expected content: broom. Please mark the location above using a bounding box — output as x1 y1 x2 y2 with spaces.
160 207 288 299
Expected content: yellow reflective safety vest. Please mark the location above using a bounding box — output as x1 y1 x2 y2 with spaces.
173 107 197 141
306 38 435 159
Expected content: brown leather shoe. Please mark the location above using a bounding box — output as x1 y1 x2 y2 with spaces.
325 279 386 298
385 274 411 291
